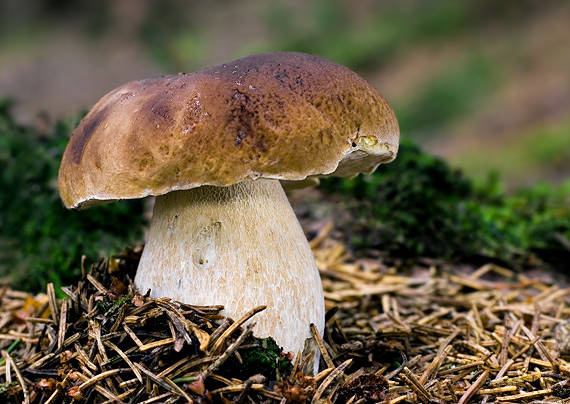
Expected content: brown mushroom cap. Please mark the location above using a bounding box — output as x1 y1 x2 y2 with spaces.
58 52 399 209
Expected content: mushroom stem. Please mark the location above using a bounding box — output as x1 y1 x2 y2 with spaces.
135 178 325 360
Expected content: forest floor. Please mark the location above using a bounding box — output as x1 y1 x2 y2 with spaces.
0 215 568 403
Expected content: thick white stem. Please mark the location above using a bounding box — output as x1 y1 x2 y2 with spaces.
135 179 324 358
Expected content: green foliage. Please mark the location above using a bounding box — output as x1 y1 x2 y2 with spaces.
96 295 131 323
0 382 18 395
457 119 570 181
475 181 570 268
320 138 570 268
255 0 467 69
0 100 144 292
253 0 526 72
320 138 482 258
238 337 292 379
394 55 497 135
139 0 205 71
217 336 291 381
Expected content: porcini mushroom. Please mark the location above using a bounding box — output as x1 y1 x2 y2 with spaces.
58 52 399 363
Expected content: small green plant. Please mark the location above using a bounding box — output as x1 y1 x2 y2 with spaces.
0 382 18 395
96 295 132 323
0 100 145 292
224 337 291 380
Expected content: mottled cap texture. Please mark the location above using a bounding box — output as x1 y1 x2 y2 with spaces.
58 52 399 208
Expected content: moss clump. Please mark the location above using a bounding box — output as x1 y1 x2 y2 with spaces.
320 138 480 258
0 100 145 292
220 337 292 380
242 337 292 378
320 138 570 269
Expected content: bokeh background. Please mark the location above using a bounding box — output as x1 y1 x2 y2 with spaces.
1 0 569 292
1 0 569 186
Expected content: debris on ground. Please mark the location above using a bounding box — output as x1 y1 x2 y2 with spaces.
0 224 568 403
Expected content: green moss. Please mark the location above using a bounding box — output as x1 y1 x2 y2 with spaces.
320 138 570 269
241 337 292 379
219 337 291 380
0 382 18 395
96 295 131 322
321 138 479 258
0 100 145 292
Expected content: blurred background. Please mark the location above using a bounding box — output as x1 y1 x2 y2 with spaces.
1 0 569 291
1 0 569 186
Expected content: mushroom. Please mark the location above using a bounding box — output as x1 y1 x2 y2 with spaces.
58 52 399 365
